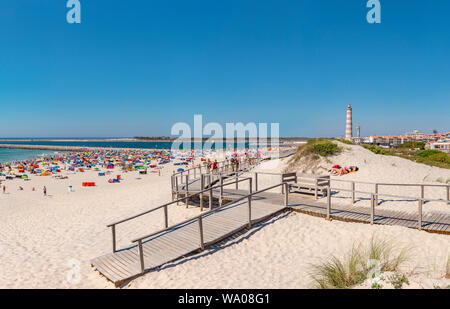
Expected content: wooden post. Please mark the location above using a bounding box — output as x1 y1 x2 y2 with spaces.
194 167 196 179
420 185 424 206
198 217 204 250
284 183 288 206
235 173 238 190
249 178 253 195
200 175 204 211
281 175 284 194
326 186 331 220
138 240 145 274
375 184 379 206
185 175 189 208
255 172 258 192
418 198 422 231
111 225 116 253
175 176 179 205
219 175 223 206
164 205 168 228
209 174 213 209
314 178 318 200
247 196 252 228
351 181 355 205
447 186 450 205
370 194 375 225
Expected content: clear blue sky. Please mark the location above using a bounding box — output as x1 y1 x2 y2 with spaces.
0 0 449 138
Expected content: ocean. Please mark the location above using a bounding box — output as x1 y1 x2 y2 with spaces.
0 139 281 163
0 149 60 163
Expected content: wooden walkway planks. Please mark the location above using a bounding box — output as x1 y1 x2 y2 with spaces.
91 196 286 286
287 195 450 234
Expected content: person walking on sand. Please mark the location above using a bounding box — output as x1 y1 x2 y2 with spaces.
2 185 5 194
43 186 47 196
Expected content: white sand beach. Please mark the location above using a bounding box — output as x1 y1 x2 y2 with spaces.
0 145 449 289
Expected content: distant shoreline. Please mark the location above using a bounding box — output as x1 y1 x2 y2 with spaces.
0 137 310 143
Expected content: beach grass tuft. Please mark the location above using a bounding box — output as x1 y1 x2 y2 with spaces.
310 237 411 289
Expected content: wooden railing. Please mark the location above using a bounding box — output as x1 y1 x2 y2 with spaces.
325 185 450 231
131 181 289 274
253 172 450 206
107 176 254 253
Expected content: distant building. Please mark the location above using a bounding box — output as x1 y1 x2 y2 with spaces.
367 132 450 148
429 141 450 154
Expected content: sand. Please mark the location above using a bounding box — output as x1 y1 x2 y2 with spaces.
0 147 449 289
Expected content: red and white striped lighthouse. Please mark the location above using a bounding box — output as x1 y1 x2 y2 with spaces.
345 104 353 140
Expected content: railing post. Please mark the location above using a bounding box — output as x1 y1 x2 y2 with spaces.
284 183 288 206
351 181 355 205
194 167 196 179
418 198 423 231
326 186 331 220
219 175 223 206
111 225 116 253
185 175 189 208
209 174 213 209
247 195 252 228
420 185 424 206
370 194 375 224
255 172 258 192
375 184 379 206
164 205 168 228
235 173 238 190
200 174 204 211
138 240 145 274
314 178 318 200
281 175 284 194
175 176 179 205
170 175 174 201
447 185 450 205
198 217 204 250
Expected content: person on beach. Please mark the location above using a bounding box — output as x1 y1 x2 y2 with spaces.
2 185 5 194
212 159 218 174
43 186 47 196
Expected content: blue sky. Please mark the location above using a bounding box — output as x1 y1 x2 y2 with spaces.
0 0 449 138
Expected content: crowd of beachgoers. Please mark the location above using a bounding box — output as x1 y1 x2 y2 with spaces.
0 147 287 194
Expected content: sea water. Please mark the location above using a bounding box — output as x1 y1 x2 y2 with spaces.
0 149 59 163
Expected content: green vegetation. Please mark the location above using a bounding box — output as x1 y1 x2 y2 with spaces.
299 139 341 157
398 141 426 150
388 273 409 289
362 144 390 155
310 237 410 289
134 136 174 141
335 138 354 145
286 139 342 173
361 144 450 169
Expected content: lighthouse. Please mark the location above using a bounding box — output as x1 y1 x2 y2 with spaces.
345 104 353 140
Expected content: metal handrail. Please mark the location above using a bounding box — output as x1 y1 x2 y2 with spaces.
131 181 288 273
108 177 252 227
329 187 450 203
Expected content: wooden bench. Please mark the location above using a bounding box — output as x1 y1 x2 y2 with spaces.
284 173 330 199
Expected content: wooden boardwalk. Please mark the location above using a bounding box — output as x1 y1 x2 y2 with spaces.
91 196 286 286
287 195 450 235
91 168 450 287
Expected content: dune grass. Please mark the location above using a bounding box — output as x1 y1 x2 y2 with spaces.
310 237 411 289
